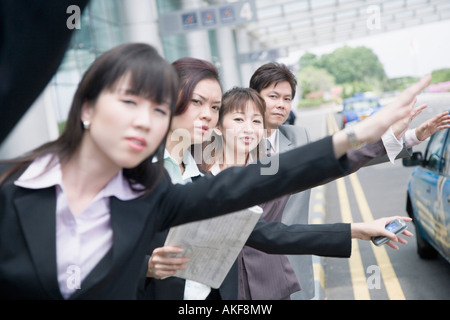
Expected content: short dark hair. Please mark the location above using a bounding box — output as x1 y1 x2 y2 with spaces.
200 87 266 172
249 62 297 98
219 87 266 128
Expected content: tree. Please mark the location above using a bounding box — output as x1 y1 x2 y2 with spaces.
314 46 387 85
297 66 335 98
431 68 450 84
298 52 319 70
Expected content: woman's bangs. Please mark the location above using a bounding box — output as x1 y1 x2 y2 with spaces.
101 45 179 112
128 62 179 108
225 92 264 118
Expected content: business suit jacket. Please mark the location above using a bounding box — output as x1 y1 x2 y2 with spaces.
0 136 349 299
0 0 89 143
278 124 402 299
140 127 391 300
139 218 351 300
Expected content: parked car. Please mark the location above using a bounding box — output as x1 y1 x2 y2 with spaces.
403 128 450 262
341 93 382 128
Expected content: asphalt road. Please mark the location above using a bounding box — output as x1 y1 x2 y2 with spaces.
324 161 450 300
295 93 450 300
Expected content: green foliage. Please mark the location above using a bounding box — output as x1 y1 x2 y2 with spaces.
341 81 374 99
297 98 325 108
384 76 419 92
297 97 341 109
312 46 387 84
297 66 335 98
298 52 319 69
431 68 450 84
296 45 448 105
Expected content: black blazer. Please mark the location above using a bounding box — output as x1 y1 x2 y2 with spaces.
139 220 351 300
0 136 349 299
0 0 89 143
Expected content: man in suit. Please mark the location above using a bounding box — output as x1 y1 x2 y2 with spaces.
249 62 408 299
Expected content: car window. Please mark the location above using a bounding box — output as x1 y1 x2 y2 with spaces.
425 130 447 172
441 129 450 176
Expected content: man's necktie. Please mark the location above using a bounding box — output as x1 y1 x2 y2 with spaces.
266 139 272 157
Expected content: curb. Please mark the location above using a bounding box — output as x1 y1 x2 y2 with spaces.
310 185 327 300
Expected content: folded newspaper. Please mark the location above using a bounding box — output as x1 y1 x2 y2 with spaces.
164 205 263 288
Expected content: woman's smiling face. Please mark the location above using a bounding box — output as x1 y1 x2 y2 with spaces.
219 100 265 160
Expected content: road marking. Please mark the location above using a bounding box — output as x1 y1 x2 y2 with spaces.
349 173 406 300
326 110 406 300
310 186 327 299
313 261 326 290
327 110 369 299
336 177 371 300
328 110 371 299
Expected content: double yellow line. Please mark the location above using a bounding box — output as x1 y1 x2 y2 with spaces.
327 111 406 300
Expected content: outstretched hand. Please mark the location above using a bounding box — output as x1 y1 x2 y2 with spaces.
332 75 433 158
415 111 450 141
355 75 432 144
391 99 427 139
351 216 413 250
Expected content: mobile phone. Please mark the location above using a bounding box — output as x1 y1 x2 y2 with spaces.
371 218 408 246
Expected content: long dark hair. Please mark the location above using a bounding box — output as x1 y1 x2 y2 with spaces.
0 43 179 191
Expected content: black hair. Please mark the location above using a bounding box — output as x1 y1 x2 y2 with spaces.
249 62 297 98
0 43 179 192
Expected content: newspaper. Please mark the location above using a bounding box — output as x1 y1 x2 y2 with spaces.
164 205 263 288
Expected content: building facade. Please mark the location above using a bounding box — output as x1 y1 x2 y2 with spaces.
0 0 264 158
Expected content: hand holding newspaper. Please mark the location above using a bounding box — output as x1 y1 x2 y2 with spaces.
164 205 263 288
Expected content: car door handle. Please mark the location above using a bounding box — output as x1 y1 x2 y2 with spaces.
426 186 431 193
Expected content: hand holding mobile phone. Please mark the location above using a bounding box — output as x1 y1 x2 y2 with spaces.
371 218 408 246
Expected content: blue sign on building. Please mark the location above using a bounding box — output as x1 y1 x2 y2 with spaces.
159 0 257 36
201 9 217 27
219 6 235 24
182 12 198 30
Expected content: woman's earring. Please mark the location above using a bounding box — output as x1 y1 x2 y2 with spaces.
82 120 91 130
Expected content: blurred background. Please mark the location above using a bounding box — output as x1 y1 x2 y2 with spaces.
1 0 449 159
2 0 449 300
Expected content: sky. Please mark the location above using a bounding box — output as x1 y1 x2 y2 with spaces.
279 19 450 79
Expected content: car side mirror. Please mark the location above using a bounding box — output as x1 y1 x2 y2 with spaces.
402 151 423 167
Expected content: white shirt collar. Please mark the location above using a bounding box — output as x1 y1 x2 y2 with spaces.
163 149 203 183
14 154 141 201
266 129 279 154
181 150 202 181
209 162 221 176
